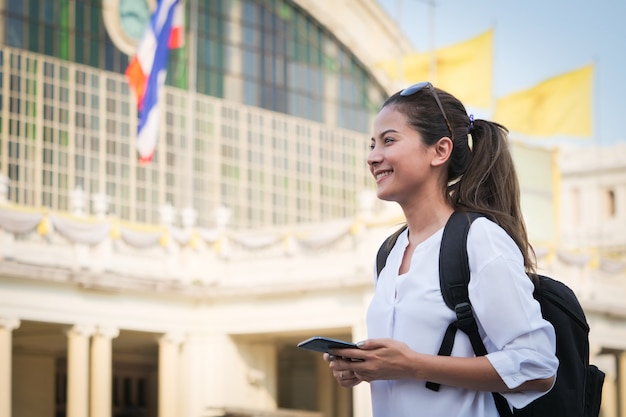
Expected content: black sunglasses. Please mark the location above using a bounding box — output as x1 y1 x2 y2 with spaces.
400 81 454 140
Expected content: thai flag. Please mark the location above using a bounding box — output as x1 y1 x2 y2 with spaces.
125 0 184 164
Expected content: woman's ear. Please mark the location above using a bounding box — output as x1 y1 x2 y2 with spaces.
431 137 453 167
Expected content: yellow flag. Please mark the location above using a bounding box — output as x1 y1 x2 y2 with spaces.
375 51 429 83
494 65 593 137
434 30 493 108
374 30 493 108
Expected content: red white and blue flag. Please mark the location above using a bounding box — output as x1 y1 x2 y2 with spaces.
125 0 184 164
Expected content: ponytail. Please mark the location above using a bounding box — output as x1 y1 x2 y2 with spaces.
448 119 536 274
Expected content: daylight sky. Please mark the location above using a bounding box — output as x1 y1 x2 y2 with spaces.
376 0 626 147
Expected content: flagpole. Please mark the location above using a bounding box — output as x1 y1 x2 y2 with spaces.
425 0 436 82
489 20 497 119
410 0 437 82
396 0 404 83
592 56 599 146
395 0 436 84
186 0 197 211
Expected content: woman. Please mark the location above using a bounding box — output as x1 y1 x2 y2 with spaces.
324 82 558 416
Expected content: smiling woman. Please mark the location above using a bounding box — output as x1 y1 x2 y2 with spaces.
325 82 560 417
102 0 156 55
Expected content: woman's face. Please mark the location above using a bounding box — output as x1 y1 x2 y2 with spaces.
367 105 438 205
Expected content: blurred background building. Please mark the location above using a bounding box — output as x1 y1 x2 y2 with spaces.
0 1 624 417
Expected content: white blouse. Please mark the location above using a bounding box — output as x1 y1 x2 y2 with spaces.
366 217 558 417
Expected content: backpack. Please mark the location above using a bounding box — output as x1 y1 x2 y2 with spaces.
375 211 605 417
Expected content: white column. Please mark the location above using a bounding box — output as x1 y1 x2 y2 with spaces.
316 355 334 417
158 332 184 417
67 324 94 417
352 321 372 417
596 353 617 417
90 326 119 417
179 336 192 417
617 351 626 417
203 334 231 409
0 318 20 417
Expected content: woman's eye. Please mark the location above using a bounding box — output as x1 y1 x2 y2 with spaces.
370 137 394 150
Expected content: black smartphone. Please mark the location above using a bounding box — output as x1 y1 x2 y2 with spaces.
297 336 358 354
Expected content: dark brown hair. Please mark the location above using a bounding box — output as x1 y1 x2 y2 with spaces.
382 86 536 274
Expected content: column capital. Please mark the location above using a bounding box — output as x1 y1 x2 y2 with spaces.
0 318 20 331
159 331 186 346
67 324 95 338
94 326 119 339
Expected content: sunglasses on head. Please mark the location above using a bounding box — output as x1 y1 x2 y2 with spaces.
400 81 454 140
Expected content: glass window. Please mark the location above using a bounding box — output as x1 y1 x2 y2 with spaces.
59 65 69 81
75 37 84 64
242 25 257 48
242 50 257 78
88 3 100 36
27 0 40 19
75 1 85 32
242 1 257 25
5 18 24 48
28 22 39 51
7 0 23 14
105 42 116 72
43 1 55 24
43 25 57 55
89 38 99 67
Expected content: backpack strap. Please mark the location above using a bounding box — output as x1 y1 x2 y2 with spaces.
428 211 513 417
427 212 485 390
439 212 487 357
375 225 407 278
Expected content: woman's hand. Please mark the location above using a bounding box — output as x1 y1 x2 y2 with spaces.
323 353 362 387
338 338 419 382
323 338 419 385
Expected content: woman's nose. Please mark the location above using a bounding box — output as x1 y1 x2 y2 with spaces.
367 146 381 166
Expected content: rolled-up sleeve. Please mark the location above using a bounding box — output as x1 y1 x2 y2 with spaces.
467 219 559 409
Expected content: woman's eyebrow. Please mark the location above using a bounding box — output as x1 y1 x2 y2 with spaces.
374 129 399 139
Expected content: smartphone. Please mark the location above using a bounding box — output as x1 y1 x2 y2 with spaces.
297 336 358 354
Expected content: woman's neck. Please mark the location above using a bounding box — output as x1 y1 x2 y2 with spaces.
401 200 454 246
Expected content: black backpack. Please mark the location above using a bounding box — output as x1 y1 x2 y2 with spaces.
375 211 605 417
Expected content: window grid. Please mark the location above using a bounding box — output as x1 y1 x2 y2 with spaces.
0 46 373 230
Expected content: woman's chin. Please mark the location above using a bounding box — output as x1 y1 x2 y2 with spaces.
375 189 395 202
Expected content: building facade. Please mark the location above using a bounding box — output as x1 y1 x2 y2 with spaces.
0 0 408 230
1 1 625 417
0 0 405 416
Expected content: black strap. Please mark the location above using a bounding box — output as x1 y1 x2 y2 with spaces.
426 212 482 390
433 212 513 417
425 212 482 391
375 225 407 277
438 212 482 310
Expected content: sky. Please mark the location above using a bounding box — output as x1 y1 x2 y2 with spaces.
375 0 626 148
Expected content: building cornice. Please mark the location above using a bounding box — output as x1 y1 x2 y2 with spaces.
0 259 372 302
